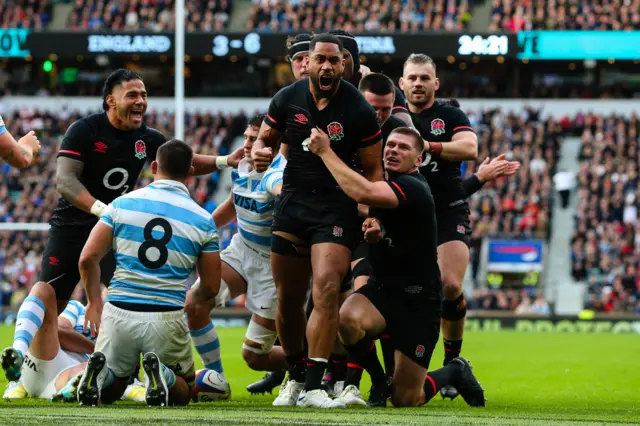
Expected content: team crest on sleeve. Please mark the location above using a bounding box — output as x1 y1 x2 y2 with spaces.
327 122 344 142
134 140 147 159
430 119 446 136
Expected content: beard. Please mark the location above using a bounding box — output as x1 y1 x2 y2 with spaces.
408 90 435 109
310 72 341 99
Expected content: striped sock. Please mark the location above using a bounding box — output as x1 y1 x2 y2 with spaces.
162 364 176 389
13 296 46 357
190 321 224 379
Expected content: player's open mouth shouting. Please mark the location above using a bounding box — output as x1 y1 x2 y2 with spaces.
318 72 335 91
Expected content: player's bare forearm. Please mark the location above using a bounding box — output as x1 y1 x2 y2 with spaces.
212 192 236 228
436 131 478 161
79 223 112 303
191 153 220 175
319 149 398 207
0 132 33 168
194 252 222 303
253 122 282 153
58 326 95 354
56 157 97 214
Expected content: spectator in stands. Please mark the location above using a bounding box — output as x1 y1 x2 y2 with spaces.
554 168 575 209
248 0 471 32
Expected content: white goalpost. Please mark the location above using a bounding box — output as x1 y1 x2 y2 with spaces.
174 0 185 141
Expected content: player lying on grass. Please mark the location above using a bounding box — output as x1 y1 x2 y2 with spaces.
1 282 145 402
306 125 486 407
186 115 287 387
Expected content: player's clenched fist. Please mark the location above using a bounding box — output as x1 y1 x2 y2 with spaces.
363 217 384 243
19 130 41 157
306 127 331 156
252 147 273 172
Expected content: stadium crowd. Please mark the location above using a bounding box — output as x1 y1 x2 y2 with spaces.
68 0 233 31
0 107 255 315
572 112 640 314
0 0 52 29
247 0 472 32
489 0 640 32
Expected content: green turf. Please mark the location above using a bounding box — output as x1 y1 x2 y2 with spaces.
0 325 639 424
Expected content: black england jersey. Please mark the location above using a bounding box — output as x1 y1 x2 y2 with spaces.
369 172 442 298
265 79 381 191
410 102 474 210
52 112 166 228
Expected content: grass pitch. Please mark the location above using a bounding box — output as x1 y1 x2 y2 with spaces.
0 325 638 425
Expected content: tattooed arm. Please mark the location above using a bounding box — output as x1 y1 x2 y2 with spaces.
0 130 40 169
55 157 99 215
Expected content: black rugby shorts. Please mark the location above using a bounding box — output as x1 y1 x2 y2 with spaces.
356 279 441 369
436 205 471 247
272 189 361 250
40 226 116 303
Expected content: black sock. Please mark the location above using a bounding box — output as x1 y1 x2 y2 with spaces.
304 358 327 391
331 353 347 382
274 337 281 346
285 352 306 383
344 335 387 388
424 364 460 402
443 339 463 366
323 354 335 381
380 334 395 378
345 358 364 388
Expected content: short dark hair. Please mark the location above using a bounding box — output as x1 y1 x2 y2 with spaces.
248 114 265 128
156 139 193 179
102 68 143 111
309 33 343 53
286 33 312 60
403 53 436 73
358 73 395 96
389 127 425 152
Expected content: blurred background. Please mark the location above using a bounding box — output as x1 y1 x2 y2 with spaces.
0 0 639 331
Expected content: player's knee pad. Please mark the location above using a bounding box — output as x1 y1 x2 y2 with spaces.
271 234 309 257
242 320 278 355
441 294 467 321
352 258 371 279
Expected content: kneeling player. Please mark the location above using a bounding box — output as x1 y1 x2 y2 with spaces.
76 139 221 407
307 126 485 407
1 282 92 401
187 115 287 380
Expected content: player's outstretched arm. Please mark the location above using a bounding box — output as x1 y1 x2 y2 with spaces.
191 147 244 176
0 129 41 169
78 222 112 337
428 130 478 162
308 128 399 208
212 191 236 228
58 316 95 355
56 157 105 215
463 154 521 197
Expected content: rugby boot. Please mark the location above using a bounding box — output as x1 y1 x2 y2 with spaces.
450 357 486 407
366 379 391 408
142 352 169 407
247 369 286 395
78 351 107 406
1 347 24 382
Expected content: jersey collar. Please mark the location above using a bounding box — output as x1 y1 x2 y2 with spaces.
150 179 190 196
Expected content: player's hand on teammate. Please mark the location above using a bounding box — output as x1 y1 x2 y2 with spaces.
476 153 520 183
359 64 372 77
363 217 384 243
18 131 41 158
228 147 244 169
306 127 331 156
252 147 273 173
84 300 103 339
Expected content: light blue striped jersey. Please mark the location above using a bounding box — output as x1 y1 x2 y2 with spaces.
100 179 220 308
0 114 6 136
231 154 286 254
59 300 95 343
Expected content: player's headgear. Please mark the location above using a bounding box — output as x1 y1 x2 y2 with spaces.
329 29 360 79
286 33 312 62
102 68 143 111
157 139 193 179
